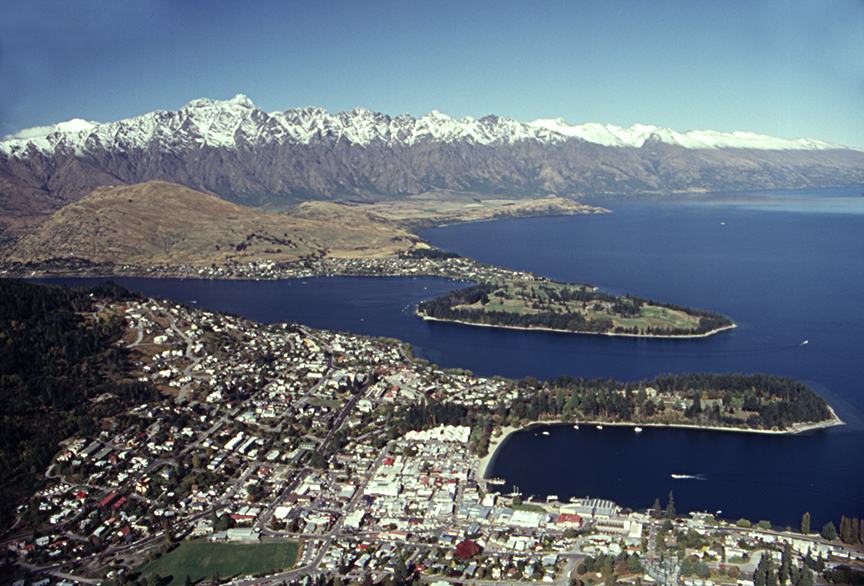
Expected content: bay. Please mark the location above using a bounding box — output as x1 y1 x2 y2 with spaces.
28 186 864 528
485 424 863 530
421 186 864 529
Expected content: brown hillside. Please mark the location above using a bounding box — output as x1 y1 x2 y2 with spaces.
2 181 423 267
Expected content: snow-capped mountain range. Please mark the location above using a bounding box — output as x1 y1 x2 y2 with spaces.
2 95 863 240
0 94 849 155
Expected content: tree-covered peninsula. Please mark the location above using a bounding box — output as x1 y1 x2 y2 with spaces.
417 279 734 337
388 370 838 460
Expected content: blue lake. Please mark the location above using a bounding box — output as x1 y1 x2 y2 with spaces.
30 185 864 528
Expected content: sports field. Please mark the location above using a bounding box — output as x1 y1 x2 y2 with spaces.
139 540 300 586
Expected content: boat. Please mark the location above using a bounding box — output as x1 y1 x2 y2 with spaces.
634 427 643 432
486 478 505 485
541 431 550 436
573 424 579 430
671 474 705 480
596 424 603 429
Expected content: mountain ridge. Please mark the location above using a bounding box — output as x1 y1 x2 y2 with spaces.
3 94 855 153
2 95 864 239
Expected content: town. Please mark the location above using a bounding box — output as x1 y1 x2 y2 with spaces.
0 253 545 285
4 291 863 586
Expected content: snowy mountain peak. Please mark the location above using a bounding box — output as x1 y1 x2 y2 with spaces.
0 97 852 159
2 118 98 144
227 94 255 108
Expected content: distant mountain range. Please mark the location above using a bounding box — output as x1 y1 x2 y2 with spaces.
2 95 863 238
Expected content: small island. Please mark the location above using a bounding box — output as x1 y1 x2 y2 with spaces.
0 280 848 586
417 278 735 337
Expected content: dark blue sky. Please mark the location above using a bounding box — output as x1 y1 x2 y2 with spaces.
2 0 862 147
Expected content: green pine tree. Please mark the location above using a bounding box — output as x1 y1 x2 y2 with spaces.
666 491 676 519
680 556 692 576
780 542 791 585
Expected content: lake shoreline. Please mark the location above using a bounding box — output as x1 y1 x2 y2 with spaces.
418 312 738 339
478 405 845 482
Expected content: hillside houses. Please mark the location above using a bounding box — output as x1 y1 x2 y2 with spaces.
17 294 863 586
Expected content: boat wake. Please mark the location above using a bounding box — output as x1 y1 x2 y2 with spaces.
671 473 707 480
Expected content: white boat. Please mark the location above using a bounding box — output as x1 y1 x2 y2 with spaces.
635 427 643 432
573 424 579 429
596 425 603 429
671 474 705 480
541 431 550 436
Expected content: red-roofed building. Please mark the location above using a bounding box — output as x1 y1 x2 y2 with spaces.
98 493 118 508
557 513 583 528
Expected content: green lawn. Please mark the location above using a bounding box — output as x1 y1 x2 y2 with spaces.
139 540 300 586
465 280 704 332
306 397 344 409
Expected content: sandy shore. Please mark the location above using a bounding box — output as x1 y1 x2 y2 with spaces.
476 425 518 483
418 313 737 339
478 405 846 452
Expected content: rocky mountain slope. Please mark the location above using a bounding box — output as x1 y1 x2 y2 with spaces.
2 95 863 238
1 181 425 266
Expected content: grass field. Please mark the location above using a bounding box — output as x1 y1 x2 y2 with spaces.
139 540 300 586
459 279 704 333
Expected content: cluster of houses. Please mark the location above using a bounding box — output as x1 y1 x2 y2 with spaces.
10 254 549 284
10 294 864 586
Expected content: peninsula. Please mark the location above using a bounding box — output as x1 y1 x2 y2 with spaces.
417 279 735 337
0 280 848 586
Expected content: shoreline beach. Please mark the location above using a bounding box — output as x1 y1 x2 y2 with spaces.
418 312 737 339
476 425 518 485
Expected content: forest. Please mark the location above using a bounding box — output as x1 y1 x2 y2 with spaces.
416 281 733 336
377 370 832 458
0 279 159 527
